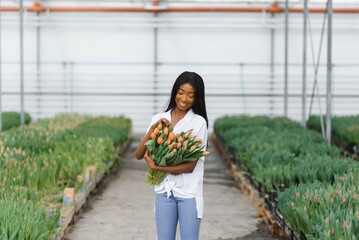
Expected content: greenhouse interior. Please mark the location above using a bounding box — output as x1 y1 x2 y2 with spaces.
1 0 359 239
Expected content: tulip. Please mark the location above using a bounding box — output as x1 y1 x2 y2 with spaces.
151 132 156 139
202 151 210 156
168 142 176 150
189 145 196 152
164 127 169 136
157 136 164 145
154 128 159 135
145 126 209 185
344 219 349 230
184 130 192 138
168 132 175 141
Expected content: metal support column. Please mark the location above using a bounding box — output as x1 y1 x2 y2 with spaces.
326 0 333 143
153 12 158 114
70 62 74 112
284 0 289 117
302 0 308 127
63 62 68 110
20 0 25 126
36 12 41 119
239 63 247 114
270 13 275 116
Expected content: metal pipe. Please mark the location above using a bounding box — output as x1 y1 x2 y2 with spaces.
0 14 344 23
289 7 359 13
153 12 158 114
36 11 41 119
307 3 327 139
326 0 333 143
239 63 247 113
284 0 289 117
1 60 358 67
153 0 159 115
0 91 358 99
0 18 355 29
20 0 25 126
0 13 358 30
270 12 275 116
63 62 67 110
301 0 307 127
70 62 74 112
1 4 359 14
2 21 358 31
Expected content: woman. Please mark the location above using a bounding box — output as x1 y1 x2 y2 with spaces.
135 71 208 240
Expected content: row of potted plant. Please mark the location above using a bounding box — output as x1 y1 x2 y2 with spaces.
0 114 131 239
308 115 359 156
214 116 356 191
278 174 359 239
214 115 359 239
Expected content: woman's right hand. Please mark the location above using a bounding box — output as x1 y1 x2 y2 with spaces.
135 118 170 160
150 118 171 132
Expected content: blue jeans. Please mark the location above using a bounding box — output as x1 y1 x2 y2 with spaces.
155 192 201 240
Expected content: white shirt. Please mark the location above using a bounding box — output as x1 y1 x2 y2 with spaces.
147 108 208 218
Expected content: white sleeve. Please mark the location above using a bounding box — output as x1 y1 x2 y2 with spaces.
146 115 157 134
195 121 208 162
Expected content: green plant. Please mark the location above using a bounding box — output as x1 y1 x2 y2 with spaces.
1 111 32 131
308 115 359 154
0 114 132 237
214 115 345 191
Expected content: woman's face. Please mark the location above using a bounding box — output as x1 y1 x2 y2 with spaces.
175 83 195 111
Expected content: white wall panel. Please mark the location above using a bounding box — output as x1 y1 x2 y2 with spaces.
1 9 359 134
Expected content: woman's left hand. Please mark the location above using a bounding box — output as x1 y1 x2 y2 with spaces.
144 151 157 170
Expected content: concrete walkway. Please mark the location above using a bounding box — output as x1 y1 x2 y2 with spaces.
66 136 283 240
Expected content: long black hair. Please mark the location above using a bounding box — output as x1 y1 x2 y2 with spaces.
165 71 208 127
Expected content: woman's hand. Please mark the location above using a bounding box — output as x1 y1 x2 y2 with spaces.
145 150 198 173
150 118 171 132
135 118 170 160
144 151 157 170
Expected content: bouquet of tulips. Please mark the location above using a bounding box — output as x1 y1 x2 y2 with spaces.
145 120 209 185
